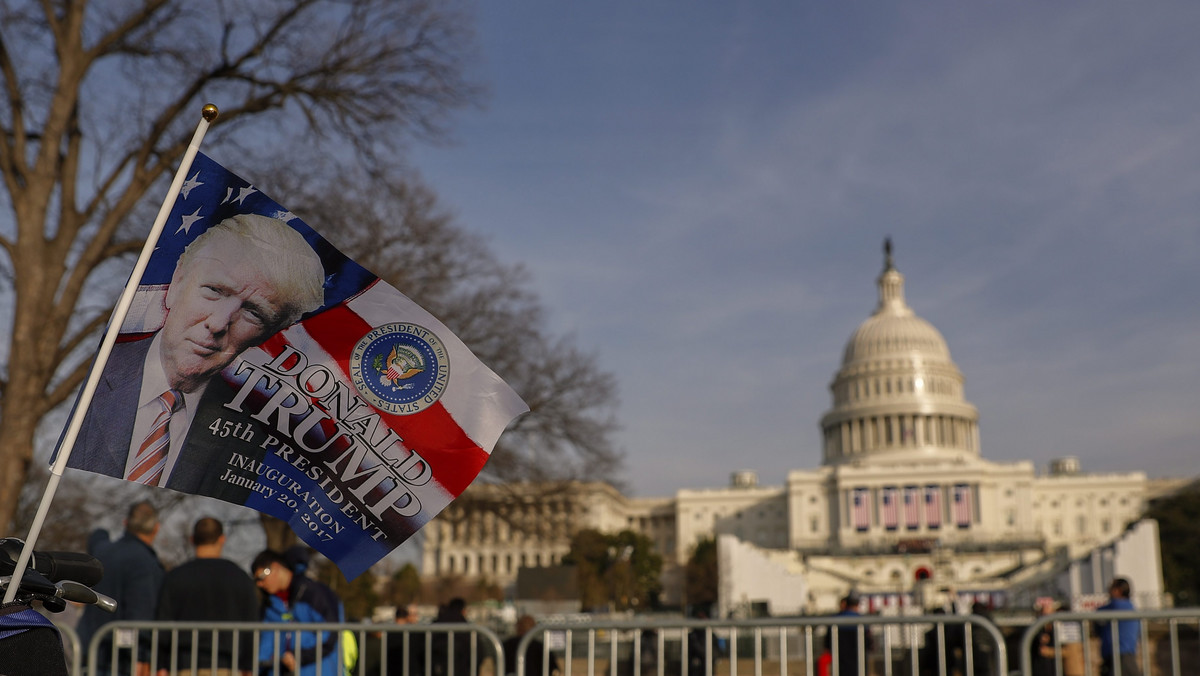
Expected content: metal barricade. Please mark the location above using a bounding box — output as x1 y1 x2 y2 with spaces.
84 621 504 676
343 623 505 676
77 615 1007 676
512 615 1008 676
1017 608 1200 676
51 618 82 675
68 608 1200 676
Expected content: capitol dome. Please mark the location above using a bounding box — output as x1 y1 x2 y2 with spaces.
819 240 979 466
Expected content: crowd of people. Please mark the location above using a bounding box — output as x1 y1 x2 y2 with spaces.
75 501 350 676
69 500 1149 676
70 501 562 676
820 578 1147 676
815 582 1146 676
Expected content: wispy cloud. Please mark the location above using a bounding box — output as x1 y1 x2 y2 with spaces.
413 1 1200 493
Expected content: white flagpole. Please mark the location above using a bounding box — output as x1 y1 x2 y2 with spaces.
3 104 220 603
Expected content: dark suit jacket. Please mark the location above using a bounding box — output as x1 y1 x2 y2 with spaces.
74 531 165 665
66 336 261 495
68 337 151 478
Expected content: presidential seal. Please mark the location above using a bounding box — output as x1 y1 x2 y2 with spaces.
349 323 450 415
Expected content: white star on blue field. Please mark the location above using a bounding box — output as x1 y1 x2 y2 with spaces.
412 1 1200 496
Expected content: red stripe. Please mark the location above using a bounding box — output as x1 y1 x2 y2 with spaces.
117 331 157 343
274 304 489 496
926 488 942 526
882 489 898 528
954 487 971 525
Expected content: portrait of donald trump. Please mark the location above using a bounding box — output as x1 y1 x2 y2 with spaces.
68 213 325 490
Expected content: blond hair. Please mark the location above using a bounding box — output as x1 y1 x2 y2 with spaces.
177 214 325 328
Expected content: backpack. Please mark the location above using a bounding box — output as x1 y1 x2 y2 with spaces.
0 602 69 676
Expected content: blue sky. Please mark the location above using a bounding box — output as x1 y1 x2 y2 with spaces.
410 2 1200 497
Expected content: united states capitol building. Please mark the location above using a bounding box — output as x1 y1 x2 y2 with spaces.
423 242 1182 615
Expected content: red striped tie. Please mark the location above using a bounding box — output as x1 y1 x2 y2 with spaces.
127 389 182 485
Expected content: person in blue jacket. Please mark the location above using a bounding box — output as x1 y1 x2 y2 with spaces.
252 548 345 676
1094 578 1141 676
823 592 873 676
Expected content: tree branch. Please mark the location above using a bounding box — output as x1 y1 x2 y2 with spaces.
49 190 158 345
28 2 89 195
54 312 109 367
41 332 102 416
0 30 28 198
87 0 173 59
37 0 64 52
75 2 318 231
55 102 82 246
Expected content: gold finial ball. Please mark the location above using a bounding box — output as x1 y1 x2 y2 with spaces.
202 104 219 122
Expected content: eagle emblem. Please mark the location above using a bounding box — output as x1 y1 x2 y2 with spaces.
373 343 426 390
350 322 449 415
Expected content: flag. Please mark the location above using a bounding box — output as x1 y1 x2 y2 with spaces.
881 486 898 531
903 486 920 530
64 153 529 579
925 485 942 529
953 484 972 528
852 487 871 531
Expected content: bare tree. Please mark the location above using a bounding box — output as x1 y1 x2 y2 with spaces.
0 0 480 532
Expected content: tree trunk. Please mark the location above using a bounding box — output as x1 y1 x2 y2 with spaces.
0 243 63 533
0 409 43 534
259 513 301 553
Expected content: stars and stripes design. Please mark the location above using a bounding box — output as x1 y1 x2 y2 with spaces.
925 485 942 529
881 486 899 531
904 486 921 530
953 483 972 528
852 487 871 531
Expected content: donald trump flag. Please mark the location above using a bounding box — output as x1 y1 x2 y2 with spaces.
64 153 529 579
